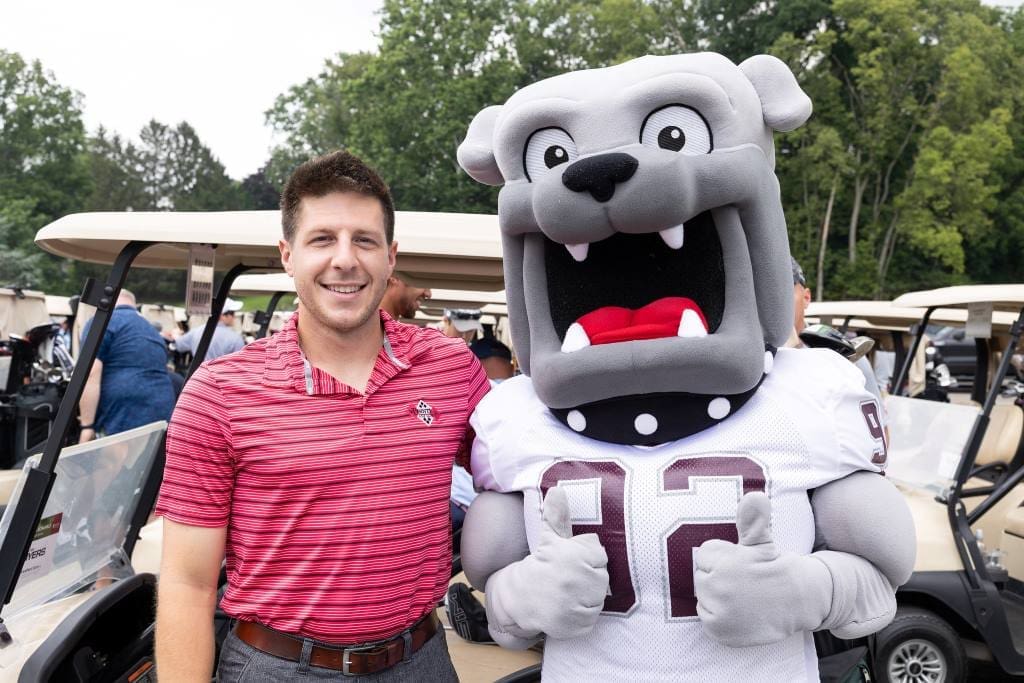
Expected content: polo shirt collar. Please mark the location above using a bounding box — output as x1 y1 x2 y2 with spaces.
263 309 411 396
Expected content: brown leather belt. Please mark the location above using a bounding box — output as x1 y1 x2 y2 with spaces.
234 611 439 676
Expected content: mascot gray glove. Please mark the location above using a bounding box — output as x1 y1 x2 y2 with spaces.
694 492 833 647
484 486 609 644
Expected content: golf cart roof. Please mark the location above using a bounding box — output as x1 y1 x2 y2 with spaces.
36 210 504 290
230 272 296 295
893 284 1024 312
420 288 507 312
44 295 72 318
806 300 1020 333
806 301 926 328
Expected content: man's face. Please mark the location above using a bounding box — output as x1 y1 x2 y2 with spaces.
279 191 397 336
792 283 811 332
393 278 432 318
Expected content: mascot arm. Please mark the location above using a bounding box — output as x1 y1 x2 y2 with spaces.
462 491 530 591
810 470 916 639
694 472 915 647
470 487 609 646
461 491 538 649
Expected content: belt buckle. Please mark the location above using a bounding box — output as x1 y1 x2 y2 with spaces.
342 643 388 676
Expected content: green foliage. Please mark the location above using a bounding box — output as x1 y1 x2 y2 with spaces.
0 50 90 291
3 1 1024 303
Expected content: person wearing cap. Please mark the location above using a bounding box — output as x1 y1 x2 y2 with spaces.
78 288 175 443
380 272 431 320
789 257 884 405
791 257 811 336
442 308 483 343
167 297 246 362
470 336 514 383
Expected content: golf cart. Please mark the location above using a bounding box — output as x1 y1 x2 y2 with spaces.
0 288 75 474
805 301 1020 404
859 285 1024 682
0 209 529 682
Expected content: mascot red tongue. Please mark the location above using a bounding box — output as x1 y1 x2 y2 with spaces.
576 297 708 345
456 52 915 682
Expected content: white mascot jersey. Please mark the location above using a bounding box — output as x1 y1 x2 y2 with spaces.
471 348 887 682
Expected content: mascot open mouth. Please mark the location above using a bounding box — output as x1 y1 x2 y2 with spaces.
544 211 725 351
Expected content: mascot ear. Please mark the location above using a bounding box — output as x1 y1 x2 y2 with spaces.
458 105 505 186
739 55 812 132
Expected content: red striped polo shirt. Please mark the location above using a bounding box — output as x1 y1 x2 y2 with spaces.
154 310 489 643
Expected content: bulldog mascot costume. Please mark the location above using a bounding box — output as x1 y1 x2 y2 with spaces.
456 52 915 681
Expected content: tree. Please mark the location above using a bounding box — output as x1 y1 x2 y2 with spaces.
772 0 1020 297
75 120 247 301
0 50 90 290
241 164 281 210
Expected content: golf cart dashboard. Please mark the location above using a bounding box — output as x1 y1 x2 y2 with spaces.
18 572 156 683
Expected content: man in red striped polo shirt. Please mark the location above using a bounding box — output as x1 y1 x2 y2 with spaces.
154 151 489 681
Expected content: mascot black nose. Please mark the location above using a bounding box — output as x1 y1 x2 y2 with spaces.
562 153 638 203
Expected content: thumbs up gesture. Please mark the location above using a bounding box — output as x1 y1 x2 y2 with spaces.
484 487 610 641
693 492 833 648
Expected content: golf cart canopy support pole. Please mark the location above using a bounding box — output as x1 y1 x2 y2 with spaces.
959 310 1024 526
948 307 1024 588
254 290 287 340
892 306 935 396
0 240 154 625
186 263 251 379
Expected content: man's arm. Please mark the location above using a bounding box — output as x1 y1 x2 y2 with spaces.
78 359 102 443
173 329 196 355
156 519 226 682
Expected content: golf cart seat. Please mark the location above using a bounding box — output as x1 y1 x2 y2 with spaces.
966 479 1024 564
965 404 1024 491
897 485 963 572
1001 505 1024 580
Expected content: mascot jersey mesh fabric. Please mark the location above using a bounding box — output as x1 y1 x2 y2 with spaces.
471 349 883 680
456 51 910 682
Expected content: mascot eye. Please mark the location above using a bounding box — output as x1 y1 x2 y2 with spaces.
524 128 578 181
640 105 712 155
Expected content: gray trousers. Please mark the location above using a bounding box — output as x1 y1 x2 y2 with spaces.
216 627 459 682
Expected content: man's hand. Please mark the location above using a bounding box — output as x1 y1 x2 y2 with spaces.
78 427 96 444
694 492 832 648
485 487 609 643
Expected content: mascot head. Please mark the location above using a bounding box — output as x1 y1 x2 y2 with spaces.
458 53 811 445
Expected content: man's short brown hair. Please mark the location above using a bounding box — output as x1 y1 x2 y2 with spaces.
280 150 395 243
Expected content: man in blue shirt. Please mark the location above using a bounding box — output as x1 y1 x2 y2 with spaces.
169 297 246 361
78 289 176 442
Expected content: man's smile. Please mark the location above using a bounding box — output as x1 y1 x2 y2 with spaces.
320 282 368 297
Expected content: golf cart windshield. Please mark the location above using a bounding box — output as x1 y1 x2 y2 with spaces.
886 396 978 493
0 422 165 619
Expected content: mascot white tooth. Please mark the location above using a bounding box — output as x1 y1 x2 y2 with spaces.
457 52 916 682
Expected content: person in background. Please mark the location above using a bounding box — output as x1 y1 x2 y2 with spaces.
78 289 175 443
166 297 245 361
441 308 482 343
790 257 885 406
379 272 431 320
469 336 514 383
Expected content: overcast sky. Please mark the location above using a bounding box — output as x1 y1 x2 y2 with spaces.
1 0 1020 180
0 0 384 179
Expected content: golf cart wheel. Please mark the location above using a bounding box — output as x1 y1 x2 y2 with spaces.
873 607 965 683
